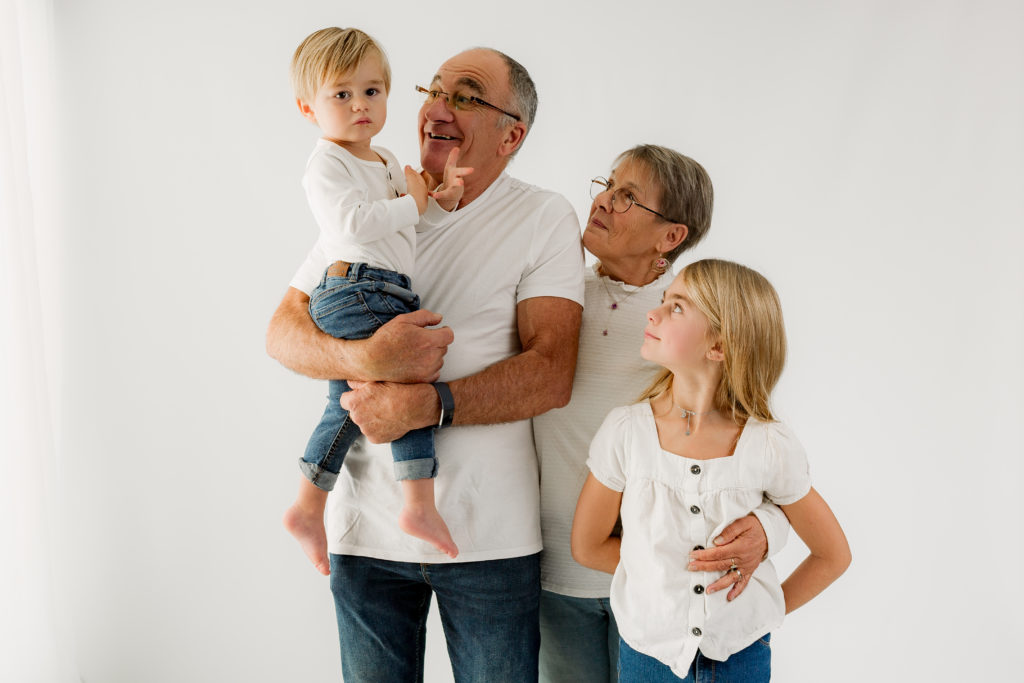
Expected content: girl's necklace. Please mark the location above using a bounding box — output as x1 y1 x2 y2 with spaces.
674 405 717 436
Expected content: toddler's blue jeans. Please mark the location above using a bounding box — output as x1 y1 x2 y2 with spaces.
300 262 436 490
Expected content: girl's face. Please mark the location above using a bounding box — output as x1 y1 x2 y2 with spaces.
641 275 719 370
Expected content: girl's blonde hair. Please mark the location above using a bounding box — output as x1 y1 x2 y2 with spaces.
639 259 787 424
290 28 391 104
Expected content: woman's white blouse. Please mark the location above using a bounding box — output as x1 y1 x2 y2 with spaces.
587 402 811 676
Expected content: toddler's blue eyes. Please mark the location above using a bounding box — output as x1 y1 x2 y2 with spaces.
334 92 350 100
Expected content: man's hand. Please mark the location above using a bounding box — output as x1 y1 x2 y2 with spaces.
267 289 453 382
359 310 453 383
340 381 438 443
687 514 768 601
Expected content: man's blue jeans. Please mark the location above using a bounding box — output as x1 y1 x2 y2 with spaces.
539 590 618 683
618 635 771 683
301 262 436 491
329 552 541 682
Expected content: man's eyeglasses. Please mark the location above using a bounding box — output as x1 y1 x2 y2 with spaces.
590 177 671 222
415 85 521 121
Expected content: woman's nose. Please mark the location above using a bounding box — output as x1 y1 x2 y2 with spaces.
594 188 613 213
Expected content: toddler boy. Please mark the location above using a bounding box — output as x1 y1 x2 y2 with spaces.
282 27 470 574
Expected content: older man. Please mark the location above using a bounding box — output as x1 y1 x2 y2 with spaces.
267 48 584 681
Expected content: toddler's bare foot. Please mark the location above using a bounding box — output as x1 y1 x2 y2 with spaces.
398 505 459 559
283 503 330 575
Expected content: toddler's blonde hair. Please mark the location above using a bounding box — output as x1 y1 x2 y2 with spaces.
290 28 391 104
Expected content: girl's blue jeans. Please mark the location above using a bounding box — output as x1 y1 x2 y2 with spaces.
618 634 771 683
300 262 436 490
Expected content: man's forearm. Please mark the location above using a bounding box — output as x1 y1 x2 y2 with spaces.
450 297 581 426
267 286 452 384
266 287 362 380
335 296 581 443
450 345 573 425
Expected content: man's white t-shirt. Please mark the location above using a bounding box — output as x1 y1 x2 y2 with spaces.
292 172 585 563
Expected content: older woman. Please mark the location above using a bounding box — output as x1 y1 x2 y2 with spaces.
534 145 790 682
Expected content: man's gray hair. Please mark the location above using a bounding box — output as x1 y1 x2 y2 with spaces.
482 48 537 157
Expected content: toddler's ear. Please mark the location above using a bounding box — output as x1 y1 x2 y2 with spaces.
296 98 317 123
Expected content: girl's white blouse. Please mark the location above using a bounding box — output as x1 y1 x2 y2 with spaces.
587 402 811 677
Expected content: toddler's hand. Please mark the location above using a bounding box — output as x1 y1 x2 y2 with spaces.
403 165 429 215
430 147 473 212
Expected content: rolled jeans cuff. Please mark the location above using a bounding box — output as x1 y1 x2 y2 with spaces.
299 459 339 492
394 456 437 481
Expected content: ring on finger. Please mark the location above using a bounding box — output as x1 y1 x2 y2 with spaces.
733 567 743 582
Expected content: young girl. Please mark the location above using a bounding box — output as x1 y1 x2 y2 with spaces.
571 259 850 682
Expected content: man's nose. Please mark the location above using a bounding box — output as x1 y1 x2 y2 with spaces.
424 94 454 121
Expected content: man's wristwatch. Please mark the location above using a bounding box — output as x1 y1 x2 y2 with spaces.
433 382 455 428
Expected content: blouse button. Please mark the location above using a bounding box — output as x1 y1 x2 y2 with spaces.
693 545 705 551
690 464 701 475
693 584 704 594
692 627 702 637
690 505 701 514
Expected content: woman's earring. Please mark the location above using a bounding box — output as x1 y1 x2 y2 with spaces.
652 256 669 274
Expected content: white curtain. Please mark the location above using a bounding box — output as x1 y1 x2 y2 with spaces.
1 0 77 680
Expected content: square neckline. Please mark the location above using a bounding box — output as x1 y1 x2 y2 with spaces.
642 399 751 463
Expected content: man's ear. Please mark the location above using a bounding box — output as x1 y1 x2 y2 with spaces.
706 340 725 362
497 122 527 157
296 98 317 124
656 223 689 255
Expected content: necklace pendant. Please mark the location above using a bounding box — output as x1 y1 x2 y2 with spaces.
610 303 618 310
602 330 608 336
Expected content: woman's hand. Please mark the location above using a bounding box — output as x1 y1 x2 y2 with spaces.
687 514 768 601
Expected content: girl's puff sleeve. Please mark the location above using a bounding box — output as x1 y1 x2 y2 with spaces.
586 405 632 492
762 422 813 506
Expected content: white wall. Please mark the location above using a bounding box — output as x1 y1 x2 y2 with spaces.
51 1 1022 681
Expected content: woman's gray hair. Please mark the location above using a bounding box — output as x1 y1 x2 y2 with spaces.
616 145 714 264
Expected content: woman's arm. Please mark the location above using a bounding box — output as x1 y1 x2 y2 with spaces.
779 487 852 613
571 473 624 575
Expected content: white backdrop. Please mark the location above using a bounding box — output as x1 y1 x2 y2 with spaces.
48 1 1021 681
